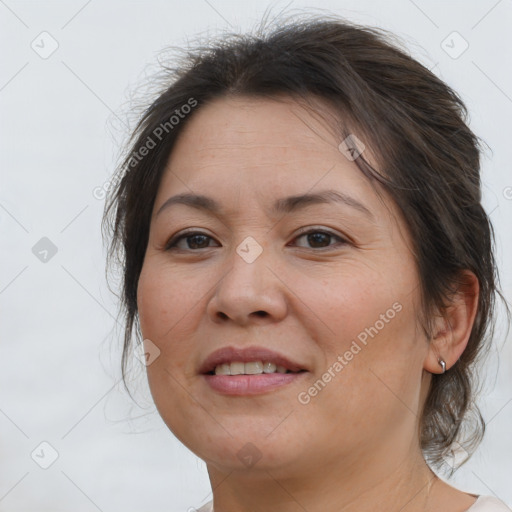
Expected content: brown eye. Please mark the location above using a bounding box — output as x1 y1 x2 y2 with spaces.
292 229 347 249
165 232 219 251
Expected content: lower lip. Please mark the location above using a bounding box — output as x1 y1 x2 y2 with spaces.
202 372 307 395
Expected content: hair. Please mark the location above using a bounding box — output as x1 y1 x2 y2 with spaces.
103 12 506 474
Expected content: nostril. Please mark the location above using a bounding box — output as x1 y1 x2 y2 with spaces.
215 310 268 321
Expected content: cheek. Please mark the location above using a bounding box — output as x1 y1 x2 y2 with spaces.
137 261 202 342
137 259 220 390
290 259 415 353
136 263 204 433
292 262 423 412
137 267 168 341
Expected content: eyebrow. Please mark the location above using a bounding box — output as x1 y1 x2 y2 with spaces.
155 189 373 220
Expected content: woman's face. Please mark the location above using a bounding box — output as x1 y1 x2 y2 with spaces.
137 96 431 477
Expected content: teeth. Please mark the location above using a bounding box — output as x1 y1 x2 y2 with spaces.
245 361 263 374
214 363 231 375
230 362 245 375
213 361 292 375
263 362 277 373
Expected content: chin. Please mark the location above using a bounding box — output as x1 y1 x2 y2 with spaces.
173 420 308 474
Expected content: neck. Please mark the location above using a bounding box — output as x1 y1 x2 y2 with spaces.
206 445 438 512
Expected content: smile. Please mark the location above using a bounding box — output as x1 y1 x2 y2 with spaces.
212 361 300 375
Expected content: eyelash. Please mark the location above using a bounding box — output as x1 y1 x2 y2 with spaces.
165 228 349 251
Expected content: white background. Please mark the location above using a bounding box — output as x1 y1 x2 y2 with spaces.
0 1 511 510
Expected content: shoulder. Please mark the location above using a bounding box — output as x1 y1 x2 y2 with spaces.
195 501 213 512
467 495 511 512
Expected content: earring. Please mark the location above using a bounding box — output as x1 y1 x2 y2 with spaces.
438 358 446 374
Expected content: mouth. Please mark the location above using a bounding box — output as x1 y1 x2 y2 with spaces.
199 345 307 375
199 346 308 395
206 361 305 376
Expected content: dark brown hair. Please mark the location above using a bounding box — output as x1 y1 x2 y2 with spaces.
103 13 506 474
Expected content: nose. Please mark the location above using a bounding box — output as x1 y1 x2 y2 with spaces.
206 244 288 326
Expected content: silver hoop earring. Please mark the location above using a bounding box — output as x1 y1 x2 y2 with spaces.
438 358 446 374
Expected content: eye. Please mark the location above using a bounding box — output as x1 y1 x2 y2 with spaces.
165 228 348 252
291 228 348 249
165 231 219 251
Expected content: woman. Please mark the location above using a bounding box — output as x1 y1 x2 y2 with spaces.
103 14 511 512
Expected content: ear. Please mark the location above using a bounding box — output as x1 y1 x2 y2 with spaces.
424 270 479 374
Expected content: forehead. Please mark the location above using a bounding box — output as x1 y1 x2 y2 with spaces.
174 96 359 162
158 95 379 202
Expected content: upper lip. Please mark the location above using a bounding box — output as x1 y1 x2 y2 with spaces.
198 346 307 374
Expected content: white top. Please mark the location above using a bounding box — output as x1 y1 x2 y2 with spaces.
196 495 511 511
467 496 512 511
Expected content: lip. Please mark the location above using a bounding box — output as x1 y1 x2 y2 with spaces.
198 345 307 375
203 372 307 395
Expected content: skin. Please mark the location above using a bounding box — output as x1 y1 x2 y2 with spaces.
137 96 480 512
